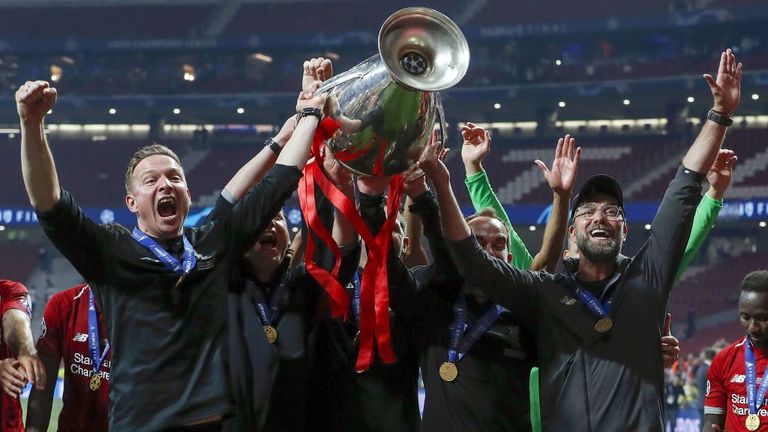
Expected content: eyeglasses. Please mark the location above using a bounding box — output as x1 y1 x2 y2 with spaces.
573 204 624 221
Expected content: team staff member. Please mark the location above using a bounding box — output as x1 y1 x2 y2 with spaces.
704 271 768 432
418 134 579 432
425 49 742 431
17 78 327 430
206 141 360 431
0 279 43 432
308 175 431 432
26 283 110 432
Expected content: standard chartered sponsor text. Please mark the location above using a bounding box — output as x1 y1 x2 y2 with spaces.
71 352 111 380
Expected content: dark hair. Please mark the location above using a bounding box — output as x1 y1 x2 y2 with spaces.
703 348 716 361
466 207 509 235
124 144 183 194
740 270 768 294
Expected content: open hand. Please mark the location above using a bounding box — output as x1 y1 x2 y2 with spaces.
706 149 737 199
535 134 581 197
703 49 742 115
461 122 491 174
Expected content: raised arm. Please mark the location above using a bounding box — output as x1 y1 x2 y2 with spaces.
674 149 736 282
649 50 742 298
421 137 542 313
462 122 534 269
401 195 429 268
221 116 298 202
681 49 741 173
17 81 60 212
531 135 581 272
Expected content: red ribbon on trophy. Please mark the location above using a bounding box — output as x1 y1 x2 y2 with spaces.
298 117 401 370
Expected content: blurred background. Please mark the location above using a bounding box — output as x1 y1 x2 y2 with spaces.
0 1 766 429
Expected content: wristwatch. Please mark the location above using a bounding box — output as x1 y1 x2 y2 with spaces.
707 109 733 127
299 107 323 120
264 137 282 155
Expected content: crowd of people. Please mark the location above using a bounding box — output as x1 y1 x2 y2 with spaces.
0 46 763 432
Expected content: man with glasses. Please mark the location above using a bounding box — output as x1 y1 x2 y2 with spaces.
422 49 742 431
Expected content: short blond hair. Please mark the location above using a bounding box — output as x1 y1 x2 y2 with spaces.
124 144 183 194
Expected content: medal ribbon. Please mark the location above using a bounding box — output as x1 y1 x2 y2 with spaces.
131 227 197 275
88 288 110 377
250 283 289 327
565 273 619 321
744 338 768 415
447 295 506 363
351 271 361 325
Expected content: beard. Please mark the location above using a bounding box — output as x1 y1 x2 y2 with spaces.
574 228 622 263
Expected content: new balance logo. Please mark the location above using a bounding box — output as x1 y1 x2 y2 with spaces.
731 374 746 383
72 333 88 342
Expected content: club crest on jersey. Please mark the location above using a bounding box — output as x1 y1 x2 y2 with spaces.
560 295 578 306
19 295 32 315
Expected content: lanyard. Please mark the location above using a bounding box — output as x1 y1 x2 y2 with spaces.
250 282 289 327
351 271 361 325
565 272 620 320
131 227 196 275
447 295 506 363
744 338 768 415
88 288 110 375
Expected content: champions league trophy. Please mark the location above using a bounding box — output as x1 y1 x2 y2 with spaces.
301 7 469 371
317 6 470 175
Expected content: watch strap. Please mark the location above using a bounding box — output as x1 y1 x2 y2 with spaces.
264 137 282 155
300 107 323 120
707 109 733 127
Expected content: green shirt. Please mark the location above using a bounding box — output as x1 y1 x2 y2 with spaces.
465 170 534 270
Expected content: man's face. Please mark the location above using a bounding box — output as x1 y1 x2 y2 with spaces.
739 290 768 349
125 154 191 239
247 211 291 269
570 193 627 264
468 216 511 263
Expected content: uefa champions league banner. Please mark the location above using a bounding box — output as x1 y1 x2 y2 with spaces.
1 197 768 227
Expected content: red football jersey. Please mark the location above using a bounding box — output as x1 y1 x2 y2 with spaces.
706 336 768 432
37 284 110 432
0 279 31 432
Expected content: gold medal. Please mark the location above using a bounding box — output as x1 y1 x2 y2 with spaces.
594 317 613 333
263 325 278 344
746 414 761 431
89 373 101 391
439 361 458 382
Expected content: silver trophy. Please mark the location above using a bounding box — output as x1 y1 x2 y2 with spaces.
318 7 470 176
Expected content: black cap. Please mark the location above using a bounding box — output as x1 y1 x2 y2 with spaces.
570 174 624 220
